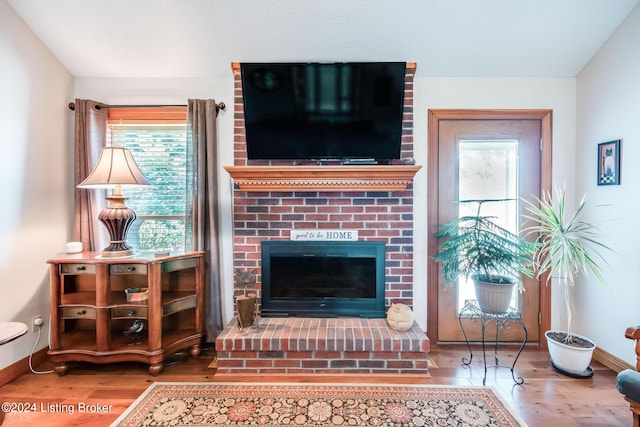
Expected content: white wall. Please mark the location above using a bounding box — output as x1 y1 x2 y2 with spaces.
575 4 640 367
0 0 73 370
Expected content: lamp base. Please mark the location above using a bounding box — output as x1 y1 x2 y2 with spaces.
98 195 137 258
101 246 134 258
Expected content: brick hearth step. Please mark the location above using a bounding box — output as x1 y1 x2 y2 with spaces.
215 317 430 375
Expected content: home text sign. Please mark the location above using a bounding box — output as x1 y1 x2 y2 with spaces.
290 229 358 241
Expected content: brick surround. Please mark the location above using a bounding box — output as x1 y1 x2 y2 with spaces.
218 64 429 375
231 64 417 312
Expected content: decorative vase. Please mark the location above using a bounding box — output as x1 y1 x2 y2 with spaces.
386 303 414 331
545 330 596 376
236 294 257 333
472 275 516 314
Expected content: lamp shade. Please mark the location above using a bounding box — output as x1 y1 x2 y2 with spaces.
78 147 150 188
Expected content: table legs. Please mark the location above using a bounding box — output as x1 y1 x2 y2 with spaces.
459 303 527 386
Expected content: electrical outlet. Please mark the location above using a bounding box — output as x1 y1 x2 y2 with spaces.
32 315 44 333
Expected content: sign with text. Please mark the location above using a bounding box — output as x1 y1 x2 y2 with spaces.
290 229 359 241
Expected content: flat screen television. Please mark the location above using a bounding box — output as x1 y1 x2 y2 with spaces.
241 62 406 162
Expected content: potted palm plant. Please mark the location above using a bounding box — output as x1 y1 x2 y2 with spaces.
432 199 538 314
523 189 611 377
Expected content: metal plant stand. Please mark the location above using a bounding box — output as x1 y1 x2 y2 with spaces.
458 299 527 386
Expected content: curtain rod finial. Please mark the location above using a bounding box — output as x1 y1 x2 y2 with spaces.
68 102 76 111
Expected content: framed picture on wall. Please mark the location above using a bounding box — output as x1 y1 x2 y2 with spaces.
597 139 621 186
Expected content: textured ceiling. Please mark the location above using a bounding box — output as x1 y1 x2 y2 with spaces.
6 0 640 79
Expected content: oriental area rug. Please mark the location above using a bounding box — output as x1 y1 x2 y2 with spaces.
111 382 527 427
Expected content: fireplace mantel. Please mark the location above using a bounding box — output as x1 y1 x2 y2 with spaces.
224 165 422 192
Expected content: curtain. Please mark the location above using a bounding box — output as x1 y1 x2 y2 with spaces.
73 99 107 251
186 99 223 340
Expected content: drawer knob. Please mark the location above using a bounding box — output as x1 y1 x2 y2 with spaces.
126 267 135 272
127 311 135 317
77 310 86 316
76 266 86 272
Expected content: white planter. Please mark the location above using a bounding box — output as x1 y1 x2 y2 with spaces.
472 275 515 314
545 330 595 375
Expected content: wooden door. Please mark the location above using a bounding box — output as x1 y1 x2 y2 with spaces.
427 110 552 344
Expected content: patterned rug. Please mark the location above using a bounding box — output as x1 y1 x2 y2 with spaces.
111 382 527 427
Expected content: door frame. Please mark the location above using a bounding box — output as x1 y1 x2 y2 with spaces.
427 109 552 346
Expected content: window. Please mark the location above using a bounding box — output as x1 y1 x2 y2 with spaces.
108 108 188 253
457 139 519 311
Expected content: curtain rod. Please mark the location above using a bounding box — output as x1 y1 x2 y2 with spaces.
67 101 226 112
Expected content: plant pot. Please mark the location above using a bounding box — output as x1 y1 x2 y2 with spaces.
545 330 596 376
472 274 516 314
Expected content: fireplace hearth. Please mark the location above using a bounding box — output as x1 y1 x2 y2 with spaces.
260 240 386 318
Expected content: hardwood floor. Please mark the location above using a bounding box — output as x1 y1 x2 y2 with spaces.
0 343 631 426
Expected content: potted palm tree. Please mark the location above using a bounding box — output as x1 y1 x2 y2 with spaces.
523 189 611 377
432 199 538 314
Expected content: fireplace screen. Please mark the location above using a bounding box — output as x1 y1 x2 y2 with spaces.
261 240 386 318
270 256 376 299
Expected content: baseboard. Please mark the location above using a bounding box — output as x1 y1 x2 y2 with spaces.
0 347 49 386
593 346 633 373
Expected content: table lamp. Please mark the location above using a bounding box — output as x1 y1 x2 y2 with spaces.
78 147 151 257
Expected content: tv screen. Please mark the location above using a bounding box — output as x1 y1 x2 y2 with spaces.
241 62 406 162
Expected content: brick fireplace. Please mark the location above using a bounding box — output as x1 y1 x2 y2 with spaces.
214 63 429 374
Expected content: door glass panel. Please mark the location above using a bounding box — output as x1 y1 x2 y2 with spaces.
457 140 519 312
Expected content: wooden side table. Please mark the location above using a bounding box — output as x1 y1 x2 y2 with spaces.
47 251 205 375
0 322 28 425
0 322 28 346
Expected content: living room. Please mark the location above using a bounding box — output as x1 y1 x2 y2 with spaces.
2 1 640 425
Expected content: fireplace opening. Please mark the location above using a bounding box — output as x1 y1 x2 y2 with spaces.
260 240 386 318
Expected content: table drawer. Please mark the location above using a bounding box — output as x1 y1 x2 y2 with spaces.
61 307 96 319
59 264 96 275
110 264 147 275
112 307 148 319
